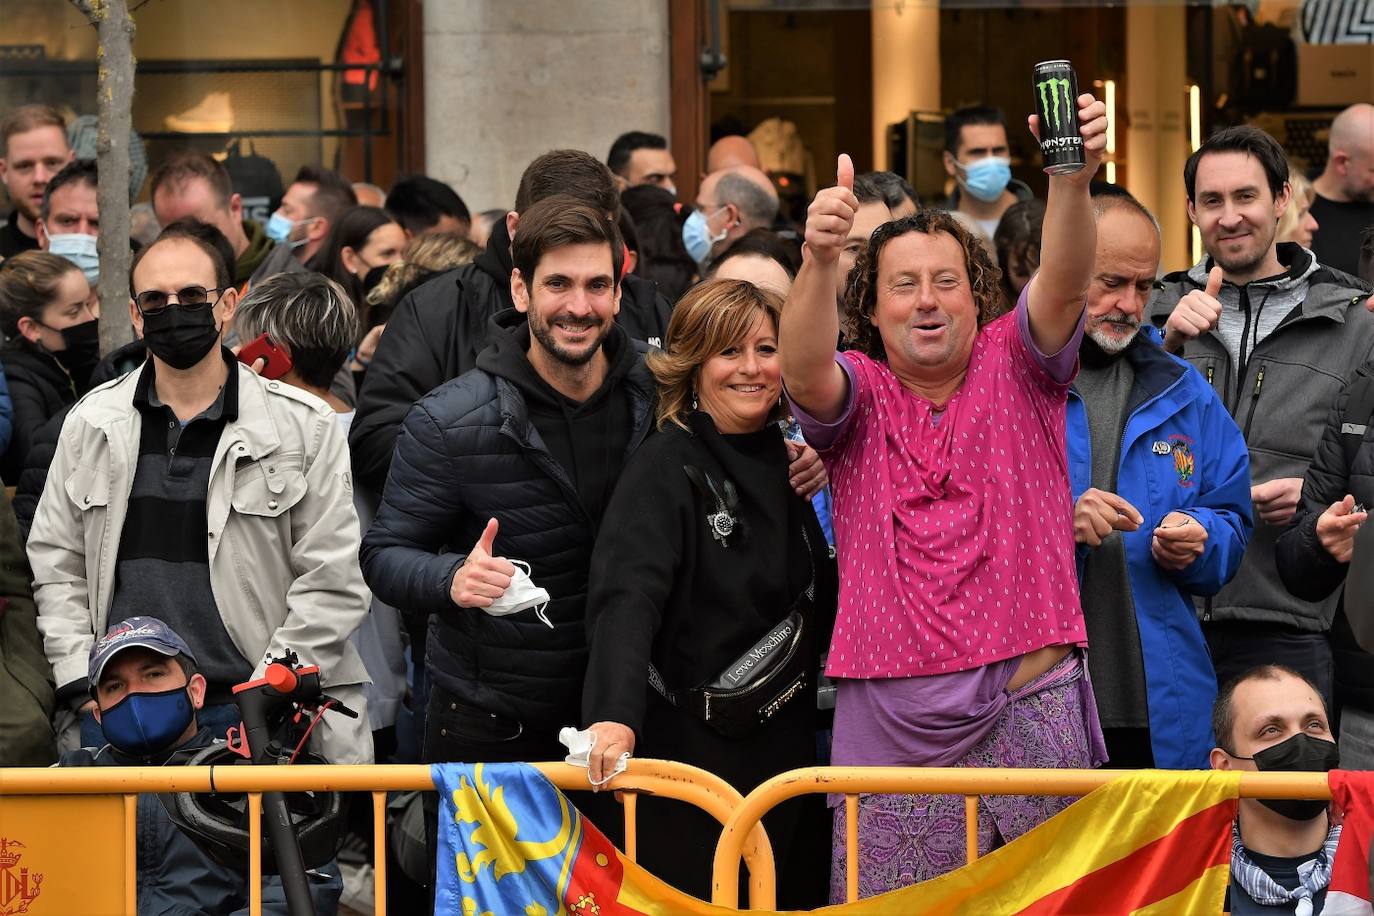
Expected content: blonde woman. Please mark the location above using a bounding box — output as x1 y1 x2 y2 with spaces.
582 278 835 906
1278 164 1320 249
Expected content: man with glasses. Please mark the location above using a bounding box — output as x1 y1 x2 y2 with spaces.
27 225 374 763
683 164 779 269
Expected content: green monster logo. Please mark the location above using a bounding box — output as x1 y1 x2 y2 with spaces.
1037 77 1072 132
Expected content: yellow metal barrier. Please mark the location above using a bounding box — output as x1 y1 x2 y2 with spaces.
709 766 1334 910
0 759 774 916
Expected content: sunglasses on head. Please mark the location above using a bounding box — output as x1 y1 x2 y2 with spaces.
132 285 229 315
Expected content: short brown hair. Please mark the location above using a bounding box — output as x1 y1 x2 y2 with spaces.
149 149 234 210
514 150 619 216
647 278 784 431
130 229 232 295
1212 664 1325 756
844 210 1004 361
511 195 624 289
0 104 66 156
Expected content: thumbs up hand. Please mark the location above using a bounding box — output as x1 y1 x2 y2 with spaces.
1163 265 1225 354
449 517 518 608
803 154 859 267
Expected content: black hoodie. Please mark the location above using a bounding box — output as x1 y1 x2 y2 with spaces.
477 311 639 526
348 219 674 492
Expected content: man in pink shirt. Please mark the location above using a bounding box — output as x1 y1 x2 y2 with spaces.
782 95 1109 899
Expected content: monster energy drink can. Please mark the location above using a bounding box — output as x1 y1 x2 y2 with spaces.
1032 60 1085 175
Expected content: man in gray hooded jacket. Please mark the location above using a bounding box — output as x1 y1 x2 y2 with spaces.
1147 125 1374 704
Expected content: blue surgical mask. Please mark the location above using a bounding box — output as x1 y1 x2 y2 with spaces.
266 211 313 249
99 686 195 756
47 232 100 284
682 208 727 265
958 156 1012 203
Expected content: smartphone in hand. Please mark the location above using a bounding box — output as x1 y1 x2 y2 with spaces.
237 333 293 380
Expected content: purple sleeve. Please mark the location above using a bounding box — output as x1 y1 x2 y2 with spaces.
786 353 859 451
1015 280 1085 386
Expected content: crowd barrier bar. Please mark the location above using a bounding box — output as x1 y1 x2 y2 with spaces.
0 759 775 916
709 766 1333 910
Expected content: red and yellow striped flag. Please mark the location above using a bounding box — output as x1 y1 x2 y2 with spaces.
831 770 1239 914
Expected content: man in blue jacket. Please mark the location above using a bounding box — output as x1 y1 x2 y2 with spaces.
1067 189 1253 769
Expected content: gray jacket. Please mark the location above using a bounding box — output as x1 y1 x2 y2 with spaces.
1146 244 1374 631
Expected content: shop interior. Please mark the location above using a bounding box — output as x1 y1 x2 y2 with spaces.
708 0 1373 271
0 0 412 221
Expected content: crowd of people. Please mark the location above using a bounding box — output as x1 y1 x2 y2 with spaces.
1 89 1374 915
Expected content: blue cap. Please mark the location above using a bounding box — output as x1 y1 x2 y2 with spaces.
88 617 197 691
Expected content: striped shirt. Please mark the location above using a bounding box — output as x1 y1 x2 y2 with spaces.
107 352 251 702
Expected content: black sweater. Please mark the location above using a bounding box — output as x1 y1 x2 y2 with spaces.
582 412 837 737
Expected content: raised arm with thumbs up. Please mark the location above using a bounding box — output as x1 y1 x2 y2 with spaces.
449 517 518 608
779 154 861 422
1163 265 1225 353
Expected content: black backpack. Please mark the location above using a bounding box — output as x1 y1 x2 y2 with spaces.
222 139 284 228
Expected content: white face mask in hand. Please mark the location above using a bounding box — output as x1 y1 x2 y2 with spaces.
482 559 552 628
559 726 630 787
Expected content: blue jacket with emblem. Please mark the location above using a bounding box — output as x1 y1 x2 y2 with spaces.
1066 328 1253 768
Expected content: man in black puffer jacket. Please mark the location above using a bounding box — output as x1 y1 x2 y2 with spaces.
1276 361 1374 769
348 149 673 493
360 199 656 764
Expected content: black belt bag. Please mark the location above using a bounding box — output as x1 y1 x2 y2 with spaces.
649 609 810 739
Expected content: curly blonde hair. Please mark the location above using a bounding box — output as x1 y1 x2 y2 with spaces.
647 278 785 432
842 210 1005 360
365 231 480 311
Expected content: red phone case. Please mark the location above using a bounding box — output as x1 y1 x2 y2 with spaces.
238 333 293 380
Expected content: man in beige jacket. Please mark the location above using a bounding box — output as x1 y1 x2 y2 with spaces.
27 225 372 763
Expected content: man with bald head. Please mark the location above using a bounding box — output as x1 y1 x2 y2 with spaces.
683 164 778 268
707 135 761 173
1311 103 1374 276
1067 189 1252 769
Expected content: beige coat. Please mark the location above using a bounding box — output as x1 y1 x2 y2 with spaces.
28 361 373 762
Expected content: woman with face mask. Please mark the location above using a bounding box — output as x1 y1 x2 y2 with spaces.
0 250 100 483
308 205 406 331
579 279 837 908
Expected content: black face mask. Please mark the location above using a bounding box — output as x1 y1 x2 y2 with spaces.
1236 732 1340 821
141 306 221 371
54 318 100 391
361 263 388 297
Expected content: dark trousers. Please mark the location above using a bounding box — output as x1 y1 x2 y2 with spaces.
1101 727 1155 769
1204 620 1334 710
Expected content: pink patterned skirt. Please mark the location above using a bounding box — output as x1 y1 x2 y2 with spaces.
829 653 1096 902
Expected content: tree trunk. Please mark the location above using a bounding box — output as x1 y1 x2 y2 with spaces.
70 0 137 356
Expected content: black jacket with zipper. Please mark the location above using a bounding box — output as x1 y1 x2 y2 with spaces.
348 219 673 492
1276 361 1374 710
12 340 146 541
359 309 657 726
0 339 78 485
1146 248 1374 631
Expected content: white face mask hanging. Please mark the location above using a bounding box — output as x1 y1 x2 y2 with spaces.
481 559 553 628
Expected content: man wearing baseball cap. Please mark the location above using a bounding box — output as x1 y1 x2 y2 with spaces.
82 616 205 758
62 616 344 915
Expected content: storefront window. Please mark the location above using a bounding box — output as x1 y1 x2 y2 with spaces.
0 0 416 224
